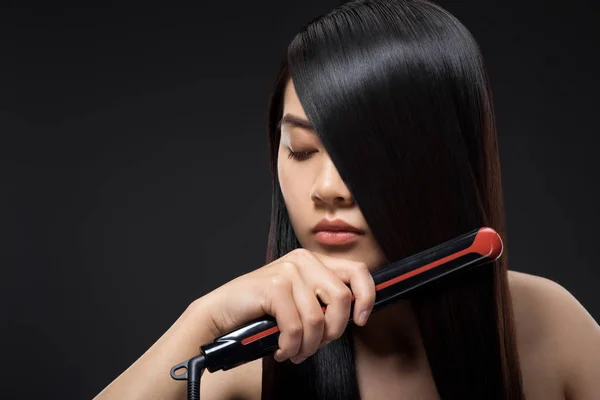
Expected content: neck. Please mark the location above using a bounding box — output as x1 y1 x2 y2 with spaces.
350 300 425 370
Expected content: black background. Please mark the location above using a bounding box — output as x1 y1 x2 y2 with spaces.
2 1 599 398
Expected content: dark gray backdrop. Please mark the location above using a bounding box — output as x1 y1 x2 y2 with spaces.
2 1 598 398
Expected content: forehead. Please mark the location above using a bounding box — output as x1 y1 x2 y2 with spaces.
283 79 309 119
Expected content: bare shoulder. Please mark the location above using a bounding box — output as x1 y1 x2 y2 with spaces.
199 358 262 400
507 271 598 342
507 270 600 400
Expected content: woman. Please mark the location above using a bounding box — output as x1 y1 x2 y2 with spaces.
95 0 599 399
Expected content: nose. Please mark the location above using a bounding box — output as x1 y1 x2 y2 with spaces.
310 157 354 207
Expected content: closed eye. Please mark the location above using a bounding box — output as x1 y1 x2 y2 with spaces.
287 149 317 160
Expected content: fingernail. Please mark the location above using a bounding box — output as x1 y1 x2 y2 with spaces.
290 356 306 364
358 310 369 325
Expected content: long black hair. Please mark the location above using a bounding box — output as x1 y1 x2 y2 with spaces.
261 0 525 398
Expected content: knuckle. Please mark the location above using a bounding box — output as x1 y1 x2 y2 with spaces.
354 261 369 273
305 311 325 327
323 329 343 342
333 327 346 339
300 349 316 360
279 261 298 275
278 340 294 357
288 248 319 268
333 287 352 302
289 248 311 260
287 322 304 338
321 332 334 342
269 274 289 290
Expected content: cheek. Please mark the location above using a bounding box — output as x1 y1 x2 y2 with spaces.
278 163 300 206
277 161 310 228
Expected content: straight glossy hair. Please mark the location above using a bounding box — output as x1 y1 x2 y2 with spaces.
261 0 525 398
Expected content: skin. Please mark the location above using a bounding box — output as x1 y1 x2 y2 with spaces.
199 78 600 399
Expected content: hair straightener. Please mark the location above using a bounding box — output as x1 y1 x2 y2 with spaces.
170 226 503 400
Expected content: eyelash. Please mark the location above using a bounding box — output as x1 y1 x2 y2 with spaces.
287 149 315 160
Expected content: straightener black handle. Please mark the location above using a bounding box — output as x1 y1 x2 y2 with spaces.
171 226 502 377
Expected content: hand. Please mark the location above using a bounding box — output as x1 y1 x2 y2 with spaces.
198 248 376 364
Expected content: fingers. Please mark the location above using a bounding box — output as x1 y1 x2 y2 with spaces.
265 271 303 362
287 250 353 344
331 261 376 326
289 249 374 335
267 249 377 364
287 270 325 363
318 282 353 343
310 252 376 326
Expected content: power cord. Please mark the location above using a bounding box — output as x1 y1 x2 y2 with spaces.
170 353 207 400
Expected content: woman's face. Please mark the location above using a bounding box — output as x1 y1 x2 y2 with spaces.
277 78 388 271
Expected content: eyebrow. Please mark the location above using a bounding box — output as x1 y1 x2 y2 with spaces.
277 113 315 132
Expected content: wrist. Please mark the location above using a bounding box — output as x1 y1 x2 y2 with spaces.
187 294 221 342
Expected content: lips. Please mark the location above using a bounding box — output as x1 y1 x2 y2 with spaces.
314 231 362 245
312 218 365 245
311 218 365 234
